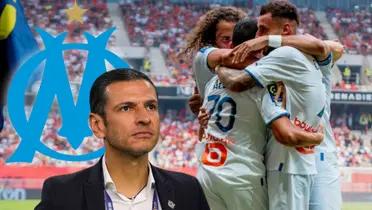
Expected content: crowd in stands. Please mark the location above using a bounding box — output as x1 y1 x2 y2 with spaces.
23 0 114 42
22 0 115 84
0 109 102 166
331 113 371 167
1 108 371 168
327 8 372 55
120 1 336 86
333 80 359 91
297 8 327 40
152 109 199 168
120 1 211 86
1 1 368 168
21 1 371 88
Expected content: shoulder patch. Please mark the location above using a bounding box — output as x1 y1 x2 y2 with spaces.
267 82 284 103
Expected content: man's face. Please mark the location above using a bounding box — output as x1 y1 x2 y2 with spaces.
215 20 235 49
256 13 283 37
100 80 160 158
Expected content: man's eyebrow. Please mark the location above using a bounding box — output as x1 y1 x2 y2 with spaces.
113 101 136 110
144 99 158 104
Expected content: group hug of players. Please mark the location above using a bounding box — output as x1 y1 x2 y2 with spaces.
179 1 344 210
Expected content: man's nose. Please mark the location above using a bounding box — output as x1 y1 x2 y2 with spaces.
136 107 151 125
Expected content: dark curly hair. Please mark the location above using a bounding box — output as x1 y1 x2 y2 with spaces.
179 7 246 58
260 0 299 25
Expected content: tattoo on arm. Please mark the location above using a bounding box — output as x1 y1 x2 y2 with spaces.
216 67 256 92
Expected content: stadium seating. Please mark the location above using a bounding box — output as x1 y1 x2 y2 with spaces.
297 8 327 40
326 8 372 55
1 108 370 168
0 0 370 174
23 0 115 83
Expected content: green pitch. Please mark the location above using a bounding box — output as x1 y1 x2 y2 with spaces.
0 200 371 210
0 200 39 210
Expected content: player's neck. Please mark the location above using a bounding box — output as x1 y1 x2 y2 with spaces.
104 149 149 198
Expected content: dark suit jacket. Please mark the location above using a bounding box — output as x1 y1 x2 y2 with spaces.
35 159 210 210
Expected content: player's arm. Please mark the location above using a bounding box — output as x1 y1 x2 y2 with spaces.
323 40 344 62
280 34 330 61
231 35 343 64
207 48 256 70
282 35 345 62
206 48 231 70
215 65 256 92
271 117 323 147
218 47 306 92
188 87 202 115
197 108 209 141
271 35 345 62
231 34 329 63
259 85 322 147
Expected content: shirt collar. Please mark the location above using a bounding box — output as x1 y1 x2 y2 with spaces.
102 155 156 192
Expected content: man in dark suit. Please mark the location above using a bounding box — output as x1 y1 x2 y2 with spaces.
35 69 210 210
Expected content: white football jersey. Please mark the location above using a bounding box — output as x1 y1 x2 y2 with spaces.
192 46 217 98
196 73 289 183
246 46 326 175
317 53 337 153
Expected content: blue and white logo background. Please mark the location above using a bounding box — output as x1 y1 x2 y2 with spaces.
7 27 129 163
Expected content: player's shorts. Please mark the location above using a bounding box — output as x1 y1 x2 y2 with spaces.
310 151 342 210
267 171 314 210
197 167 268 210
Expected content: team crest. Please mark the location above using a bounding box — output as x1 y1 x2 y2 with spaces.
7 28 129 162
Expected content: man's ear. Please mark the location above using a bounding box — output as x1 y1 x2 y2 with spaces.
89 113 106 139
282 23 292 36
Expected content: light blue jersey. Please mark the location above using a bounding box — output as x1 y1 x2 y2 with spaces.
193 47 217 98
196 73 288 210
199 74 289 178
193 46 292 210
246 46 326 175
310 53 342 210
317 53 337 153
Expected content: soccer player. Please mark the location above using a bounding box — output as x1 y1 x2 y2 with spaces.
309 41 344 210
186 15 327 209
180 6 246 98
214 1 331 209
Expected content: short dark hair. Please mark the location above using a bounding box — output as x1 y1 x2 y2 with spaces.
89 68 157 117
260 0 299 25
232 18 258 47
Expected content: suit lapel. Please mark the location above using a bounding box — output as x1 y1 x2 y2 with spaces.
84 158 105 210
151 165 176 210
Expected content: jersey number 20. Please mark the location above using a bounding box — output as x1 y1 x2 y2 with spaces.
207 95 237 132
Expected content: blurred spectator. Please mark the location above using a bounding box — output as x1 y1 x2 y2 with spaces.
1 1 369 169
23 0 115 86
327 8 372 54
1 108 371 168
297 8 327 39
120 2 253 86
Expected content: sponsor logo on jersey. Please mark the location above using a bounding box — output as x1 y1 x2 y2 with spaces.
201 142 227 167
203 132 235 145
293 117 319 154
293 117 319 133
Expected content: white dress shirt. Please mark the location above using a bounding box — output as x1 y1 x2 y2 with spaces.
102 156 162 210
